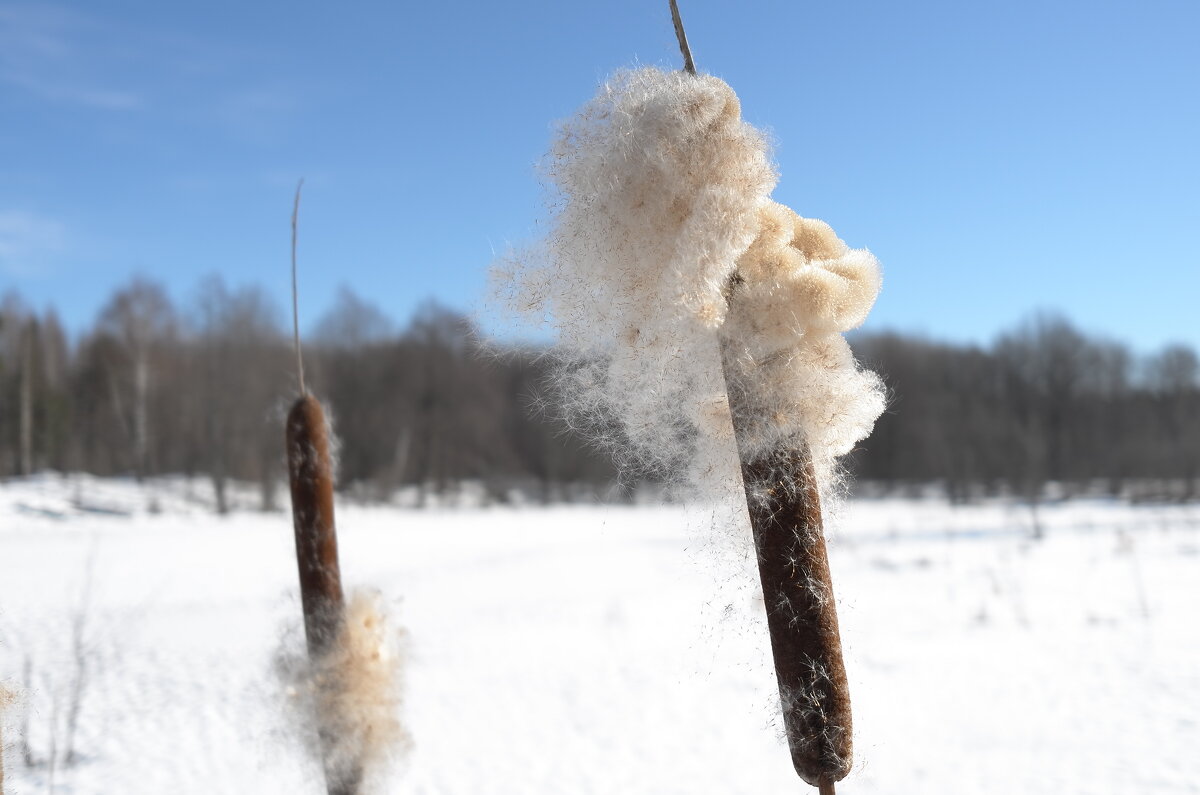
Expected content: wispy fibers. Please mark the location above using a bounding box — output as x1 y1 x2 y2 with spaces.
0 682 13 793
276 589 410 793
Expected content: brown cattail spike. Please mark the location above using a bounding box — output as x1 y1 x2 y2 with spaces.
285 394 346 659
720 341 853 787
286 394 363 795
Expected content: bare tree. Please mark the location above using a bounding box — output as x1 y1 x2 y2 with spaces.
189 277 286 512
94 278 177 480
1146 344 1200 498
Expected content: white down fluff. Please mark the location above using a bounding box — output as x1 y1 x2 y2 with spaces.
494 66 886 496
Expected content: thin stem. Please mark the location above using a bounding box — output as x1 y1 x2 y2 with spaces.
818 781 837 795
668 0 696 74
291 178 308 396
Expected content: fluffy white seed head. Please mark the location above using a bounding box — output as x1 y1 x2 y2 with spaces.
494 66 885 497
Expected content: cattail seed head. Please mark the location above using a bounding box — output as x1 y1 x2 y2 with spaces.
286 394 345 659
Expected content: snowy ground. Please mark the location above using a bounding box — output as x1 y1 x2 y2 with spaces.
1 474 1198 794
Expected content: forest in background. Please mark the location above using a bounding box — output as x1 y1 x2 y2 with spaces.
1 277 1198 509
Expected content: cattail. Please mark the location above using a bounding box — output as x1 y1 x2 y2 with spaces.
494 5 885 788
721 360 854 788
286 394 347 661
284 183 408 794
285 182 357 795
287 384 363 795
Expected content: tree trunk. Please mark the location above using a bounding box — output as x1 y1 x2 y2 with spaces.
134 353 149 481
19 325 34 477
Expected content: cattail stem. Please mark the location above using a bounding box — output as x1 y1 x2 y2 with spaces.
819 780 837 795
719 337 853 787
668 0 696 75
291 179 308 397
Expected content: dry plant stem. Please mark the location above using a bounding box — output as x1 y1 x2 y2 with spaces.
719 337 853 788
818 781 837 795
291 179 308 396
285 394 360 795
668 0 696 74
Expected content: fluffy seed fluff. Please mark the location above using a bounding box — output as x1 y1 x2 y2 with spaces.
494 66 885 496
277 589 410 792
0 681 16 787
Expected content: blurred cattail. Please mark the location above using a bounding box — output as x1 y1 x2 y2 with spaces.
287 393 347 661
284 181 355 794
0 682 16 795
287 367 362 795
278 589 410 793
284 182 408 793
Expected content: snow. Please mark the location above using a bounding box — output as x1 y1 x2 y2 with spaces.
1 475 1198 793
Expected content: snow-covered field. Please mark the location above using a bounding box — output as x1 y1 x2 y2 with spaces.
1 475 1198 794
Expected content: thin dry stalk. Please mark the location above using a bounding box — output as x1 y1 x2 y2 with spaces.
291 179 308 396
668 0 696 75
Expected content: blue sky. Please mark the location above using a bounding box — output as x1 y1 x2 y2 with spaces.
1 0 1197 351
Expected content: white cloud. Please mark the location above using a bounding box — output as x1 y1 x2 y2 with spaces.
0 210 67 276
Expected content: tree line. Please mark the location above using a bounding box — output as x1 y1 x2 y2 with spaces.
1 279 1197 506
852 317 1200 502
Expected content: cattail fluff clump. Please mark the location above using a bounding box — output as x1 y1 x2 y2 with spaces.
495 66 884 495
0 681 16 791
277 589 410 793
722 200 886 487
